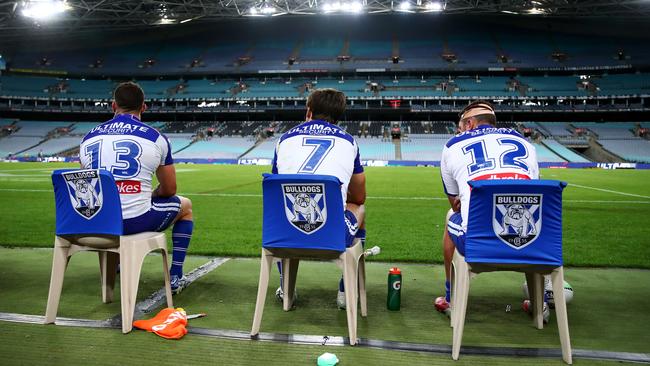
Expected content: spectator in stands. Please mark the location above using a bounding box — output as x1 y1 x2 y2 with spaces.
434 100 540 314
79 82 194 294
271 88 366 309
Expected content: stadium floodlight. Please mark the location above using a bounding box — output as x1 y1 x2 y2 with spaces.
526 7 546 14
399 1 412 11
324 1 363 13
261 5 277 14
21 0 71 21
424 1 443 12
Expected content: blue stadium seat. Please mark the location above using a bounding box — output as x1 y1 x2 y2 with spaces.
450 180 572 364
45 169 173 333
251 174 367 345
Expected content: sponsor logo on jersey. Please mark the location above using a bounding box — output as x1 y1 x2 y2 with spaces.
63 170 103 219
474 172 531 181
493 194 542 249
116 180 142 194
282 183 327 234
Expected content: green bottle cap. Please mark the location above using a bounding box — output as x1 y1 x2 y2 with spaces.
317 352 339 366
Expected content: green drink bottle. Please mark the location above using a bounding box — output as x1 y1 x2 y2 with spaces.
387 267 402 311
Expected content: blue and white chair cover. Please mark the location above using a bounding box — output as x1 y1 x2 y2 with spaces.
45 169 173 333
450 180 572 364
251 174 367 345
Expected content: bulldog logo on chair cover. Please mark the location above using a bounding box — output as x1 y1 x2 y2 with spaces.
282 183 327 234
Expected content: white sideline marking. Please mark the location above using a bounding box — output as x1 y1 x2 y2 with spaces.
570 183 650 199
1 188 649 204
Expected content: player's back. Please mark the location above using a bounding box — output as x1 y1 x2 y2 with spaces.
441 125 539 229
79 114 172 219
273 119 362 202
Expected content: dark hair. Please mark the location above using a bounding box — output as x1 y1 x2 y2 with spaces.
458 100 496 125
113 82 145 112
307 88 346 123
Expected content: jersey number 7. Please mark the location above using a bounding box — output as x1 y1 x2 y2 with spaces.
298 137 335 173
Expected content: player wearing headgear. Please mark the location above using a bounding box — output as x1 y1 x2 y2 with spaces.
272 88 366 309
79 82 194 294
434 100 539 314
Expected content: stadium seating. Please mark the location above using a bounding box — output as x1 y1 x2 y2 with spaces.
166 133 195 153
357 137 394 160
174 137 254 159
400 136 447 161
13 121 70 137
21 137 80 156
541 140 589 163
531 143 566 163
598 139 650 163
0 136 43 157
2 73 649 100
572 122 637 139
242 138 277 159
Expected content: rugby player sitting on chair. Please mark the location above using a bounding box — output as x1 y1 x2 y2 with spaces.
435 100 540 314
79 82 194 294
271 88 367 309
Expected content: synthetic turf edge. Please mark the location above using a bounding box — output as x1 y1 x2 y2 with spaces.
1 312 648 364
108 256 230 325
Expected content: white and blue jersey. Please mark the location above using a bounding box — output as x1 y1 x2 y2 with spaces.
80 114 173 219
272 120 364 203
441 125 539 236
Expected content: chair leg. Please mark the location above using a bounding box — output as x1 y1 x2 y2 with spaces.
552 267 573 365
44 239 71 324
343 252 359 345
119 239 148 334
451 257 469 360
533 273 544 329
251 249 273 337
358 255 367 318
99 251 119 304
282 258 299 311
450 259 457 328
160 248 173 308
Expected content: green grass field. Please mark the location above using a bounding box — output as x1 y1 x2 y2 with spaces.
1 162 649 267
1 162 650 365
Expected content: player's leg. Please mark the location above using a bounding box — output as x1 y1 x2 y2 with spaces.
169 196 193 293
435 209 463 314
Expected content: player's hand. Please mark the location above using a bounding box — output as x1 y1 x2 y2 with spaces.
452 197 461 212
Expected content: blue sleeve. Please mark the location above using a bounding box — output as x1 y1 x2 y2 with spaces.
163 135 174 166
353 149 364 174
271 149 278 174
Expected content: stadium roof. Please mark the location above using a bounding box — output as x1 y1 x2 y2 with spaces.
1 0 649 37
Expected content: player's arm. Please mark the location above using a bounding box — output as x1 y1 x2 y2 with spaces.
153 134 177 198
347 145 366 205
441 145 460 212
347 172 366 205
153 164 177 197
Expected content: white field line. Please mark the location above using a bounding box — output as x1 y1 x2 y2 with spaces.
1 188 649 204
570 183 650 199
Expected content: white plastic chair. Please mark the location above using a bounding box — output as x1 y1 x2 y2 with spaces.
250 174 367 345
45 169 173 333
449 180 571 364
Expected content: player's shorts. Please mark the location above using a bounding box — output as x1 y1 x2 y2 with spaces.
447 212 466 255
123 196 181 235
344 209 359 247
